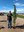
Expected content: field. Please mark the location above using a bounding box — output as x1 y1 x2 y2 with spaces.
17 14 24 18
0 15 24 32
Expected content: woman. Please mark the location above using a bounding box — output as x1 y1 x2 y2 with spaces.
7 11 12 28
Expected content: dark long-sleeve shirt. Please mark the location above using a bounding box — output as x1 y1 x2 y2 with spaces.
7 13 12 20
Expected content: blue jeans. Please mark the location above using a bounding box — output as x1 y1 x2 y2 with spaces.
8 20 12 28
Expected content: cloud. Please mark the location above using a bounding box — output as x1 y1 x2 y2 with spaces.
0 6 24 13
0 8 24 13
16 8 24 13
3 7 6 9
0 9 14 13
15 3 20 6
15 3 24 6
17 8 24 11
0 10 9 12
16 0 18 1
0 6 14 13
2 7 7 10
16 8 24 11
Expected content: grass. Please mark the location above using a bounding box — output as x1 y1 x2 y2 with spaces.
17 14 24 19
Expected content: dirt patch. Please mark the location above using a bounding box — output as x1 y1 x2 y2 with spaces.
0 17 24 32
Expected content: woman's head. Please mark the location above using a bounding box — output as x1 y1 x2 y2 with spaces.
9 11 11 14
9 11 11 15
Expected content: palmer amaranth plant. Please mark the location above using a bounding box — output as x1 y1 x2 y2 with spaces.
13 5 17 28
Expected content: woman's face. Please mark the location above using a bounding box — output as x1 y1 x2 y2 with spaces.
9 11 11 15
9 11 11 13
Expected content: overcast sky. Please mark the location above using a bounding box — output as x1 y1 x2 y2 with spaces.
0 0 24 13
